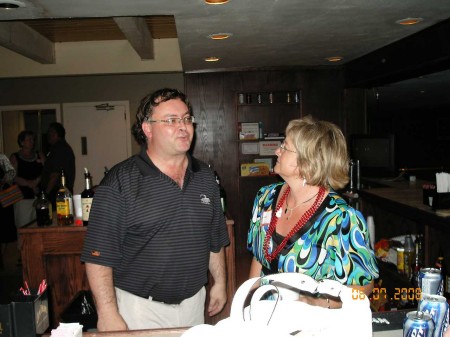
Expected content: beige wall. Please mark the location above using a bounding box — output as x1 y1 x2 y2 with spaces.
0 39 182 78
0 73 185 154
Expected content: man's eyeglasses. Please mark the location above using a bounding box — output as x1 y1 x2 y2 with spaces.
146 116 195 126
279 141 296 153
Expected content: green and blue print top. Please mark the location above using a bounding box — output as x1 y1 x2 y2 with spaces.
247 182 379 286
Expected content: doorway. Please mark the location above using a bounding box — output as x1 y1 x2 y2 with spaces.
62 101 131 194
0 104 61 156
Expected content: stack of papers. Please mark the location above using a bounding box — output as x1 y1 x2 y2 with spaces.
436 172 450 193
51 323 83 337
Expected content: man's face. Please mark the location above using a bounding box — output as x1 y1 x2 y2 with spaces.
142 98 194 155
47 128 58 145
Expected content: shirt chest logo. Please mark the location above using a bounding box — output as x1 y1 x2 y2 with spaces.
200 194 211 205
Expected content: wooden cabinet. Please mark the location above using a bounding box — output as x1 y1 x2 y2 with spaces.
18 219 235 329
235 90 301 248
17 224 89 328
358 178 450 267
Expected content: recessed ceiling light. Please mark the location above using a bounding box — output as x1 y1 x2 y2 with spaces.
205 0 229 4
208 33 233 40
326 56 343 62
0 0 25 9
396 17 423 25
204 57 220 62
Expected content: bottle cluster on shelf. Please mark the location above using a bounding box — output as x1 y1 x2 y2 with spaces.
36 167 96 226
237 91 300 105
372 234 450 312
236 90 301 178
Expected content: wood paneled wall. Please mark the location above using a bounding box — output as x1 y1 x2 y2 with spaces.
185 70 366 255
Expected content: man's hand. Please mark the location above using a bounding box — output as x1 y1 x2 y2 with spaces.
208 249 227 316
85 263 127 332
97 310 128 332
207 283 227 317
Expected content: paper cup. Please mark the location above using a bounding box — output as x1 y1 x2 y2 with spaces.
73 194 82 218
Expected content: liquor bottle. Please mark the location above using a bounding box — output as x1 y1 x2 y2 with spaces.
435 250 449 298
212 168 226 214
81 168 94 226
286 92 291 103
403 234 415 280
35 191 52 226
56 169 74 225
416 234 424 267
411 236 422 288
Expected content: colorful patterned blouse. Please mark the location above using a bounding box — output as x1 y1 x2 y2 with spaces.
247 182 379 286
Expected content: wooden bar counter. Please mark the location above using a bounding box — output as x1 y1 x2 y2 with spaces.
43 327 187 337
358 178 450 266
18 217 235 329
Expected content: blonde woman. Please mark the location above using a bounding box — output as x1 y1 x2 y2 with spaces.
247 115 378 308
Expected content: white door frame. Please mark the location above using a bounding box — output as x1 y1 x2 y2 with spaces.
61 100 131 158
62 100 132 192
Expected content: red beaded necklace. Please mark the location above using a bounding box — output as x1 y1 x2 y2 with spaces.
263 185 326 263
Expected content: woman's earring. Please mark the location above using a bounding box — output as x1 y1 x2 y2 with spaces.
303 178 306 187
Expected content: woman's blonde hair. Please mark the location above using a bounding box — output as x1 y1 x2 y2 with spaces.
286 115 349 190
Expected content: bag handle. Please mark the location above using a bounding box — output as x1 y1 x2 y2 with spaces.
263 272 319 294
230 273 366 321
230 277 261 321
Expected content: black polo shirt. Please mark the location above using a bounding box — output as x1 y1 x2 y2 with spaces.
81 148 229 304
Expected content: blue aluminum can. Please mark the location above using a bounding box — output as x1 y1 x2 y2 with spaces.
419 268 443 296
403 311 434 337
419 294 449 337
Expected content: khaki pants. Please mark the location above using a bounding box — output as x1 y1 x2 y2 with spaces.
115 286 206 330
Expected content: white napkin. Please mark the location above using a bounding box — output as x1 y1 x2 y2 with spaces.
436 172 450 193
50 323 83 337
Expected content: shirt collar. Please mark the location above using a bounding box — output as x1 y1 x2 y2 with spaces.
135 147 200 177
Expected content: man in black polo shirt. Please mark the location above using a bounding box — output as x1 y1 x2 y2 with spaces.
81 88 229 331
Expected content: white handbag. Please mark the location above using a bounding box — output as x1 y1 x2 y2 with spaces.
182 273 372 337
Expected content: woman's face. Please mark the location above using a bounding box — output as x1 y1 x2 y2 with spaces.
274 136 299 178
21 134 35 150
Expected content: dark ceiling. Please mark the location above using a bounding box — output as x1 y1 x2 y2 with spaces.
1 0 449 73
0 0 449 110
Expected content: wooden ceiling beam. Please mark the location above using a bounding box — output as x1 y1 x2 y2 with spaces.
0 22 55 64
113 17 154 60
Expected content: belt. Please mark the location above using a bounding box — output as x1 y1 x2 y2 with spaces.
150 296 182 305
126 288 183 305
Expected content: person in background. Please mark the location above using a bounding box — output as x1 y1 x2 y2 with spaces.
81 88 229 331
247 115 379 308
40 122 75 206
9 130 45 228
0 153 17 255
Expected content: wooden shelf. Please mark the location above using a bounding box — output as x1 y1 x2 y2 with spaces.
235 90 301 253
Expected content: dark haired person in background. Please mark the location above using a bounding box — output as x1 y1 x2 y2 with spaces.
40 122 75 206
82 88 229 331
10 130 45 228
